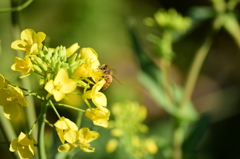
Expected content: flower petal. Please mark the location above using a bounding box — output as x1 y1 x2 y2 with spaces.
3 101 20 119
9 138 19 152
92 92 107 107
58 143 77 152
63 129 78 143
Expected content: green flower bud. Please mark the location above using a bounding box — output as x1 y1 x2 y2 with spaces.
32 65 42 74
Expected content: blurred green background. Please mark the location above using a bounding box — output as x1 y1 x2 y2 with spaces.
1 0 240 159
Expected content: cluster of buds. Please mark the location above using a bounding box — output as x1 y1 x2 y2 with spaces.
144 8 192 61
1 28 111 158
144 8 191 33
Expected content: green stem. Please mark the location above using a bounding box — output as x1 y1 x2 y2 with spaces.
37 99 49 159
10 0 37 140
0 0 33 12
180 36 213 107
172 121 185 159
76 111 83 128
18 86 43 100
0 109 18 159
180 14 224 109
28 112 42 136
172 14 224 159
54 103 86 112
49 100 61 119
160 59 174 105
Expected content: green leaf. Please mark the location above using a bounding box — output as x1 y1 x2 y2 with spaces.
138 71 177 115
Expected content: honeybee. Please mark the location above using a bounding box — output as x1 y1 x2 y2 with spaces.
99 64 113 90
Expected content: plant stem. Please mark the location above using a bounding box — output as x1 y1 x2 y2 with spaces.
76 111 83 128
49 100 61 119
37 99 49 159
0 108 18 159
11 0 38 141
172 121 185 159
160 59 175 105
181 36 213 106
54 103 86 112
0 0 33 12
172 14 224 159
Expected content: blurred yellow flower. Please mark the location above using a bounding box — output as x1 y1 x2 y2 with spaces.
9 132 36 159
45 68 77 102
77 127 100 152
11 28 46 55
0 85 28 119
66 43 80 57
145 138 158 154
54 117 79 144
85 106 110 128
83 79 107 107
11 56 32 74
106 138 118 153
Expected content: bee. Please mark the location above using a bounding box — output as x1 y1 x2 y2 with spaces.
99 64 113 90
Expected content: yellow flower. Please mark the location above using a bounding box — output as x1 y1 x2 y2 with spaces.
11 56 32 74
77 127 100 152
0 85 28 119
66 43 80 57
85 107 110 128
54 117 79 144
11 28 46 55
54 118 100 153
74 47 103 82
45 68 77 102
9 132 36 159
83 79 107 107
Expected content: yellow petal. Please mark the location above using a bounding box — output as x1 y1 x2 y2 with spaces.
18 132 29 145
54 68 69 85
21 29 35 42
0 74 5 89
9 138 19 152
54 117 78 130
53 90 65 102
92 92 107 107
10 86 28 107
44 80 54 94
66 43 80 57
60 78 77 94
63 129 78 143
3 101 20 119
56 128 65 144
79 127 100 143
36 32 46 43
58 143 77 152
92 79 106 93
30 43 39 54
11 40 28 51
18 145 34 159
85 107 110 128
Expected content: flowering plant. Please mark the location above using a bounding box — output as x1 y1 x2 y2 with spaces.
1 28 110 159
